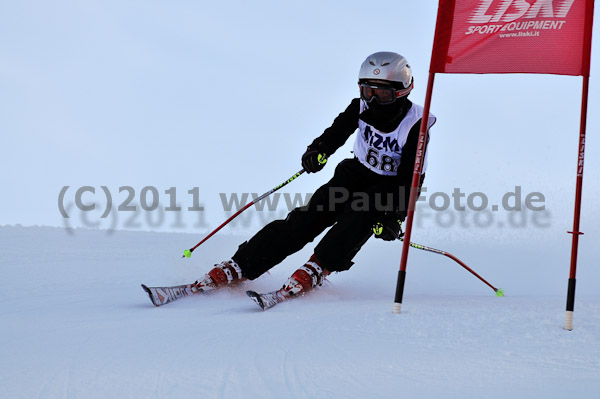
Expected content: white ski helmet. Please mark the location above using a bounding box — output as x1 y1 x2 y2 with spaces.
358 51 413 91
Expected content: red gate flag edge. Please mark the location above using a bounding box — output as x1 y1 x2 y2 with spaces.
430 0 457 74
394 0 594 330
583 0 596 76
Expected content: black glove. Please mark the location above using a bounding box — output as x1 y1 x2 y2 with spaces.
301 142 328 173
373 214 404 241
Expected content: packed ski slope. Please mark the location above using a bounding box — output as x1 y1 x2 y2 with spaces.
1 225 599 399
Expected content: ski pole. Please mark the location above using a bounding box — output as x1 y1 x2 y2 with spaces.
400 238 503 296
182 168 307 258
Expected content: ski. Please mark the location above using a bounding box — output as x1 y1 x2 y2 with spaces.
141 283 199 307
246 290 286 310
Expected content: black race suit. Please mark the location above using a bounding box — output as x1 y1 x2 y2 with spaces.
233 98 428 278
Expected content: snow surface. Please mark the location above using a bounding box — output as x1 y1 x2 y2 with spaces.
1 225 599 399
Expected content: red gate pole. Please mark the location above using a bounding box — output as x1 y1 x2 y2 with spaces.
565 0 594 331
565 75 590 331
393 72 436 314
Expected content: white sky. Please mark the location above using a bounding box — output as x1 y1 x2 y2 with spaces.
1 0 599 247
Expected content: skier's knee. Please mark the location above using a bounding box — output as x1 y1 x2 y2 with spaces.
313 250 354 273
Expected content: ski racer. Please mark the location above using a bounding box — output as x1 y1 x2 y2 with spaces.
195 51 436 307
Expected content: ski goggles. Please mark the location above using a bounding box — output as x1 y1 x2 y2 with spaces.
359 82 413 104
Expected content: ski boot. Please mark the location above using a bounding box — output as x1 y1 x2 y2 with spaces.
195 260 245 292
247 255 329 310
